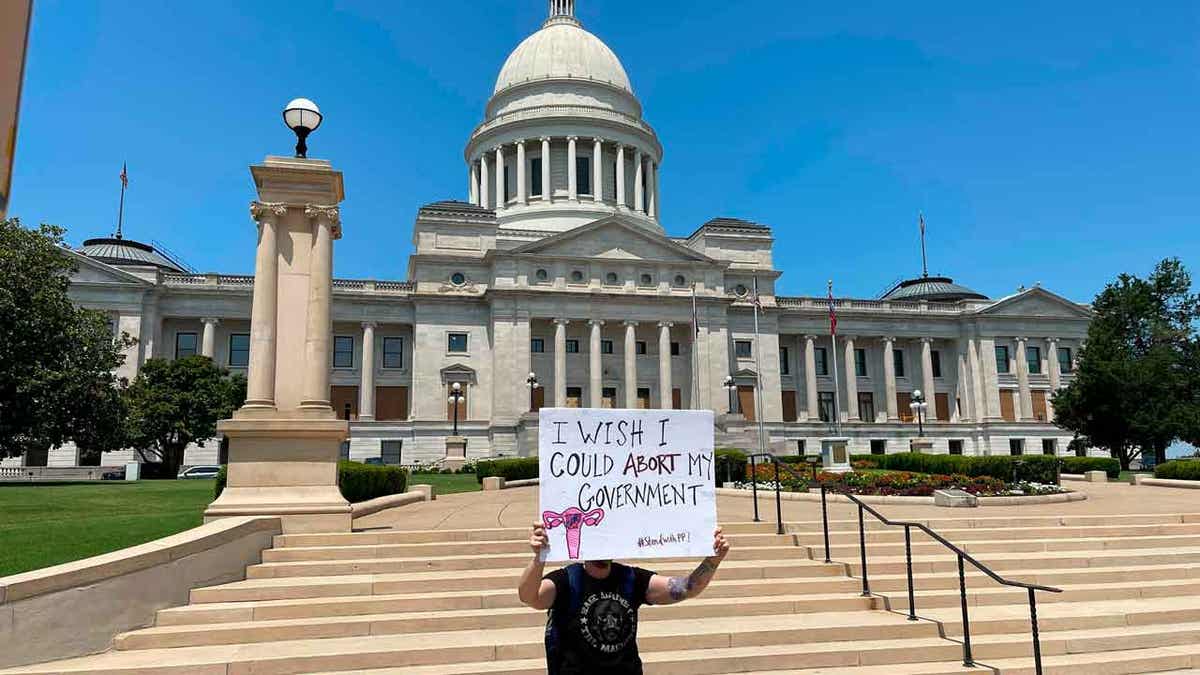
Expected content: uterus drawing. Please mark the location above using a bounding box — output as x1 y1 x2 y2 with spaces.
543 507 605 559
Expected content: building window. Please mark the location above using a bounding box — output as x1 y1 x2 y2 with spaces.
670 342 680 356
815 347 828 376
570 270 585 284
636 341 647 355
530 338 545 354
530 158 542 197
1058 347 1073 373
931 350 942 378
577 156 592 195
893 349 905 378
735 340 752 358
535 268 549 283
870 439 887 456
996 346 1010 374
447 333 468 353
566 339 580 354
450 272 466 286
602 386 616 404
601 340 614 355
382 337 404 369
228 334 250 368
1009 438 1025 456
673 274 686 287
333 336 354 368
605 272 619 285
858 392 875 422
818 392 836 422
503 165 512 201
1026 345 1041 374
779 347 790 375
566 386 583 408
795 439 806 455
855 349 867 377
1042 438 1057 455
639 273 653 286
175 332 198 359
949 439 964 455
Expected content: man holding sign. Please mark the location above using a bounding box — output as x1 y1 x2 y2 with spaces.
518 408 730 675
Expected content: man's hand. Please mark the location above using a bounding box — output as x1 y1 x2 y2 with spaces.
530 521 549 557
647 526 729 606
518 521 556 610
712 526 730 560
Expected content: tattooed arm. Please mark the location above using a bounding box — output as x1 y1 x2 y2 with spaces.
646 527 730 605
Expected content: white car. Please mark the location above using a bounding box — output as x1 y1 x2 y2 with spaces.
177 465 221 479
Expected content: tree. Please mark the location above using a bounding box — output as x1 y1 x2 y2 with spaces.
0 218 133 459
1053 258 1200 469
122 356 246 474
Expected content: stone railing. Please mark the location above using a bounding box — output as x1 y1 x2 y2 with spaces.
775 296 965 314
164 274 414 295
472 104 656 138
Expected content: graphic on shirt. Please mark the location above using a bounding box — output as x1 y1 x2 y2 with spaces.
578 590 635 654
543 507 605 559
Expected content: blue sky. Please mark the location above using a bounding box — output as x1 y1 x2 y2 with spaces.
9 0 1200 303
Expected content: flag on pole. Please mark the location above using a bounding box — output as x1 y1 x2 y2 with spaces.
919 212 925 236
119 162 128 189
827 280 837 335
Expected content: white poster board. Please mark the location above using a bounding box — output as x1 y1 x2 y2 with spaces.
538 407 716 562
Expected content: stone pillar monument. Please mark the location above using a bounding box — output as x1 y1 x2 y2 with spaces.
204 155 352 533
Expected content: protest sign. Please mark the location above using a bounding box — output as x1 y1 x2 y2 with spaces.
538 407 716 562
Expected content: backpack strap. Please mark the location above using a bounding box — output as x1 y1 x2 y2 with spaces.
565 563 585 616
621 565 636 603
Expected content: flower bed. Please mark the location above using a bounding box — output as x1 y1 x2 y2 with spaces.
738 464 1064 497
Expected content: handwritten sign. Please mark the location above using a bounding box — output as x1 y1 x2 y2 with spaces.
538 408 716 562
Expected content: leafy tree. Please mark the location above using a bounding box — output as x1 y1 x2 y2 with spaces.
1053 258 1200 469
123 356 246 474
0 218 133 459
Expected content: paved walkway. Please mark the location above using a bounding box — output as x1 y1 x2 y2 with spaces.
364 479 1200 532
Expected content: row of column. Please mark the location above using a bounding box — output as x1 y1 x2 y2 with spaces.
552 319 675 410
469 137 658 218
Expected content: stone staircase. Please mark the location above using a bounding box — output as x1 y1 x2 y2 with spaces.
7 513 1200 674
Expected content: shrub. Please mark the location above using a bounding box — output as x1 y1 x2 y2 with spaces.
855 452 1061 484
475 457 539 483
213 461 407 503
714 448 748 485
1155 459 1200 481
1061 456 1121 479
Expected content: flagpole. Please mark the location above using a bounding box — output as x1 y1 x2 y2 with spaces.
828 280 842 436
752 277 766 456
691 284 700 410
116 162 127 239
919 212 928 278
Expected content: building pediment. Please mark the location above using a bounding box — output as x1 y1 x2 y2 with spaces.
509 216 716 264
64 248 155 287
976 287 1092 319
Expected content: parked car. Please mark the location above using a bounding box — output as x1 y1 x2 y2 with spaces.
364 457 384 465
177 465 221 479
102 469 126 480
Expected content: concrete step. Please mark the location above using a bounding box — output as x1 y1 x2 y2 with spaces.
844 546 1200 576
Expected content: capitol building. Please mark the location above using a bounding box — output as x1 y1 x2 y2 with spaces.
18 0 1092 468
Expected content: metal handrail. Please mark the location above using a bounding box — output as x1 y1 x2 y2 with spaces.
745 453 785 535
819 483 1062 673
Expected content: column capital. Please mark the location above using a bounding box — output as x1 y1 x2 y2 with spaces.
658 321 673 328
361 321 377 330
804 334 818 342
920 336 935 344
588 319 605 326
1045 336 1060 344
539 136 552 143
567 135 579 142
593 136 604 144
515 138 526 148
880 335 896 344
304 204 342 239
249 201 287 222
201 317 220 326
1015 336 1028 343
553 318 571 326
623 320 639 327
492 144 504 153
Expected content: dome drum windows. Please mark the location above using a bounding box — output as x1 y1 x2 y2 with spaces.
570 270 586 285
535 268 550 284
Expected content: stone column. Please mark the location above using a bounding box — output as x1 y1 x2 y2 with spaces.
593 138 604 204
648 162 657 218
299 205 340 412
479 156 489 210
616 144 627 208
1015 337 1033 420
843 336 858 421
804 335 819 420
658 322 673 409
882 336 898 420
201 317 219 358
978 337 1002 420
956 341 973 422
554 319 569 406
568 136 578 202
634 148 644 212
920 337 937 415
494 146 505 210
516 140 527 205
358 322 376 421
624 321 638 408
244 201 285 409
588 319 604 407
540 137 552 201
469 163 479 205
1046 337 1061 421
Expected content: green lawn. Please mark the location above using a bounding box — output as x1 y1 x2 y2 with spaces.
0 480 215 577
407 473 482 495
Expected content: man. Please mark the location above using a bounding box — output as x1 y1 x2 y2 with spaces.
518 522 730 675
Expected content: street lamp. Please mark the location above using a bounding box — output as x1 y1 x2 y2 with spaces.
447 382 465 436
526 372 541 411
283 98 323 158
723 375 737 414
909 389 929 437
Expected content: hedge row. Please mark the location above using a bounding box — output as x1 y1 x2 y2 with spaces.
851 452 1061 484
475 457 539 484
1154 459 1200 481
1060 456 1121 479
715 448 748 484
214 461 408 503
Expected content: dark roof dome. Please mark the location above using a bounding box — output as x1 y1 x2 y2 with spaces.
79 237 187 273
881 276 988 302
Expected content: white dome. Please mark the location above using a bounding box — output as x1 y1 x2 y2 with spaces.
493 20 632 95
